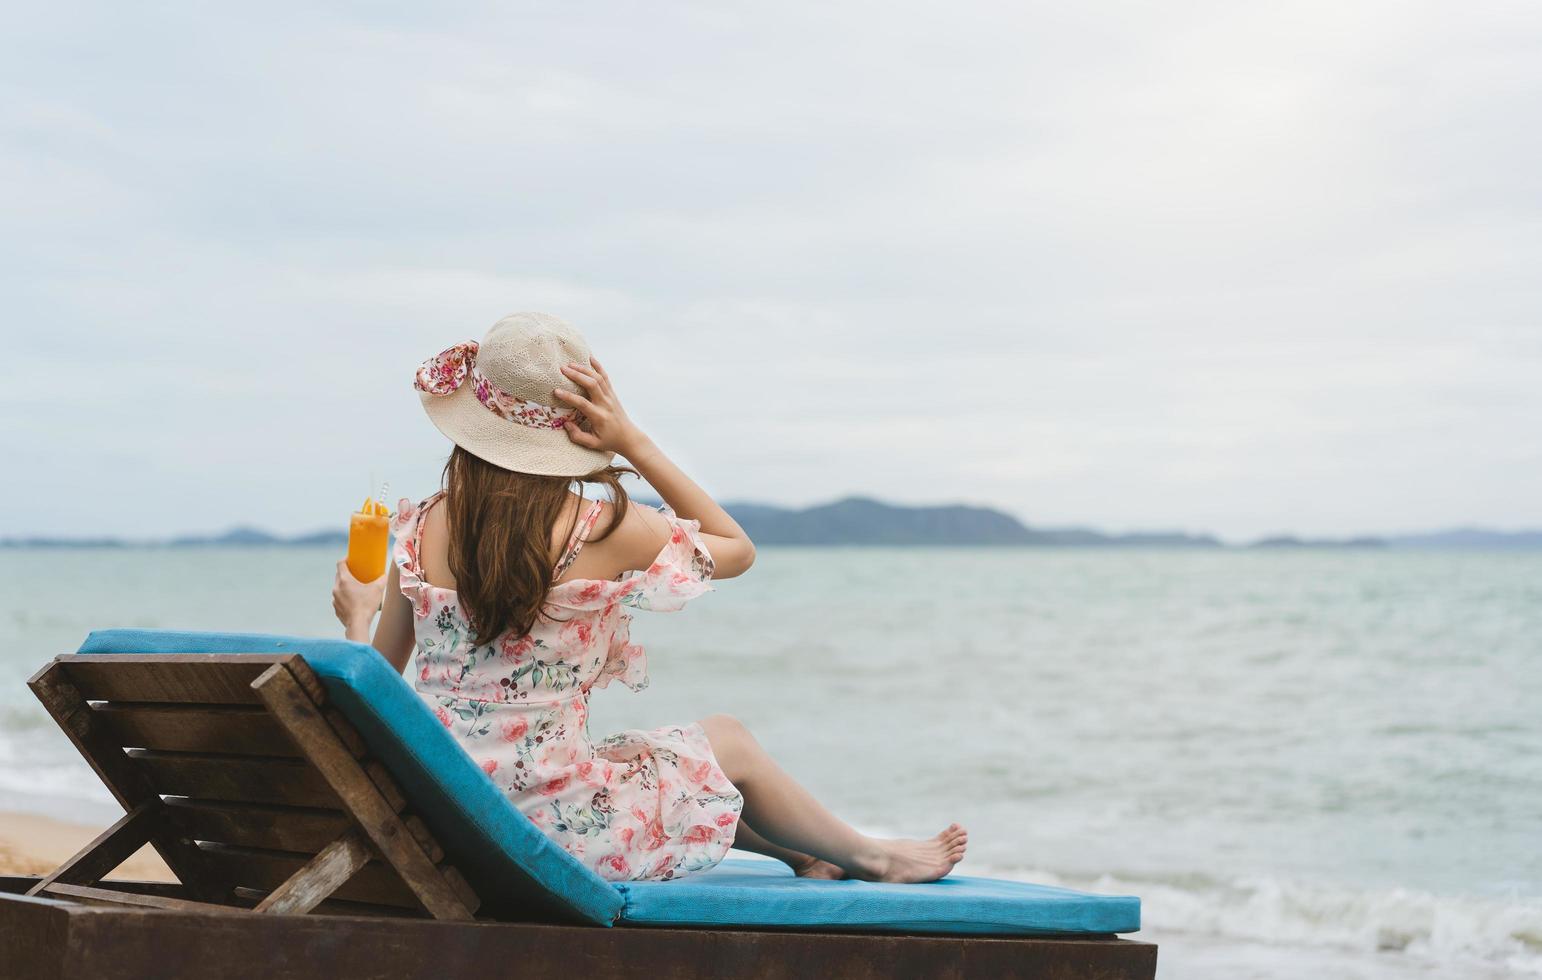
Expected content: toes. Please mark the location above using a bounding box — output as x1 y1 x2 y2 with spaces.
946 835 968 860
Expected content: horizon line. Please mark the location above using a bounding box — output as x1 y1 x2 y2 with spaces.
2 494 1540 548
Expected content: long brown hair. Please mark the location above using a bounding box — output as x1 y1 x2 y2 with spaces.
442 446 632 645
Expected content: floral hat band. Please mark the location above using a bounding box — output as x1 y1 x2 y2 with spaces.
413 340 580 430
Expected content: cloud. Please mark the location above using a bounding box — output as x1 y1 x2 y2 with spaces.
1 1 1539 538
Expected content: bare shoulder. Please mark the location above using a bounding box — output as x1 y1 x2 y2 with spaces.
422 496 450 534
418 497 454 588
420 496 453 554
587 499 672 572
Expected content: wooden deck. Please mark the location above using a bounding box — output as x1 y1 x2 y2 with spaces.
0 877 1157 980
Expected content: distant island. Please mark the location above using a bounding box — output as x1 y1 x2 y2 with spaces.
4 497 1541 550
722 498 1223 547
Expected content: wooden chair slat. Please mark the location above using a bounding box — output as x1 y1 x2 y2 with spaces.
95 704 304 757
22 875 409 920
160 797 442 861
362 759 408 812
195 843 422 910
229 886 423 918
26 663 226 901
255 663 476 920
40 882 247 914
402 816 446 865
322 707 368 757
163 799 353 854
25 801 162 897
127 750 343 809
439 864 480 916
59 657 291 705
253 829 374 915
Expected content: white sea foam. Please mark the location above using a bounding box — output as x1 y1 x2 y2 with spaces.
980 861 1542 977
0 730 117 820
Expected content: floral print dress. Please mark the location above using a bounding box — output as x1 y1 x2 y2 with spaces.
392 493 743 882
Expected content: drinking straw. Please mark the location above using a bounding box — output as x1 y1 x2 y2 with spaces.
374 481 390 609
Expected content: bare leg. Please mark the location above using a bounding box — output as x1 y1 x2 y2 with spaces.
699 714 967 883
732 821 846 879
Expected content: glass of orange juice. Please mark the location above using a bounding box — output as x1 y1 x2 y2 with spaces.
346 498 391 582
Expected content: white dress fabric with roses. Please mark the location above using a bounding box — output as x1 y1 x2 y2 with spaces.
392 493 743 882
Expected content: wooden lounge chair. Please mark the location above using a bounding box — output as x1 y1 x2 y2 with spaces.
0 630 1156 980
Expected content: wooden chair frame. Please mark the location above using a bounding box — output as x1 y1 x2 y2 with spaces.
9 650 1159 979
25 654 477 920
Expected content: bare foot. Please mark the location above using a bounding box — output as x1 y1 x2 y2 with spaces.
850 824 968 884
790 854 847 880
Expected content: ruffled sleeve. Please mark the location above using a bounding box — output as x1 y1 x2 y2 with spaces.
594 625 650 692
539 506 715 693
570 506 714 694
618 506 715 612
391 495 432 617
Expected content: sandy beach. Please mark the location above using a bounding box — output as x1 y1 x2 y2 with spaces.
0 809 172 881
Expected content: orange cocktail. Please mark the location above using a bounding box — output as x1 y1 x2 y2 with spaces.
346 498 391 582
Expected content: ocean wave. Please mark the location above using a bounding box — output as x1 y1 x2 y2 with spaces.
0 731 116 817
982 862 1542 975
0 768 112 808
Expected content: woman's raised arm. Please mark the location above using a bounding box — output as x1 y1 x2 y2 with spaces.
554 356 756 579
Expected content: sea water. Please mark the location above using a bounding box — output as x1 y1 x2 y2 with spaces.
1 546 1538 978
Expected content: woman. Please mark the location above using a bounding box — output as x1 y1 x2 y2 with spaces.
332 312 967 884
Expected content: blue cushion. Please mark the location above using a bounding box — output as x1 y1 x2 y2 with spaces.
76 629 624 925
616 858 1140 935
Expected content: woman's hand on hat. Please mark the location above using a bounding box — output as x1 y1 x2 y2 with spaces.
556 357 648 458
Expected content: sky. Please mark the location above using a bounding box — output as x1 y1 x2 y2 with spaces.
2 1 1539 541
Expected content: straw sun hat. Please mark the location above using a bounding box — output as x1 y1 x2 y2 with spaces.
413 312 615 476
